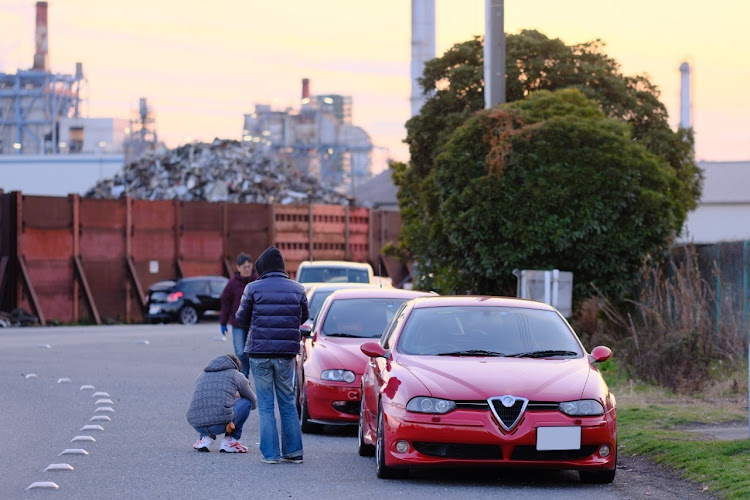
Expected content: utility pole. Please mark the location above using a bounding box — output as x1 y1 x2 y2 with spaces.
484 0 505 109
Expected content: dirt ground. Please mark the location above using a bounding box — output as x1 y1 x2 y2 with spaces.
617 453 720 499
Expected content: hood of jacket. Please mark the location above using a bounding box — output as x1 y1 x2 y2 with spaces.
256 246 286 276
204 354 241 372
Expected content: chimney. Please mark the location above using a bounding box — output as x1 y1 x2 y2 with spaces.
33 1 49 72
410 0 436 117
679 62 692 129
302 78 310 100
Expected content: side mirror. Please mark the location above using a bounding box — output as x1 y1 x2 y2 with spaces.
300 323 313 338
590 345 612 363
360 341 387 358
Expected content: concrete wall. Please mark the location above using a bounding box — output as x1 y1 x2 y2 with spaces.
0 154 124 196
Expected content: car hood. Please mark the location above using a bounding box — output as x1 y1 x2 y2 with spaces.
313 337 373 373
399 356 594 401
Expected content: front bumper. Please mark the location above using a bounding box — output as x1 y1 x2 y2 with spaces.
381 404 616 470
305 379 361 424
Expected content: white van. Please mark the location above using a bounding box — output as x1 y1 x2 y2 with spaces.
295 260 375 290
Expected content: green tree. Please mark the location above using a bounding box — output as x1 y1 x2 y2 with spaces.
433 89 683 298
393 30 701 301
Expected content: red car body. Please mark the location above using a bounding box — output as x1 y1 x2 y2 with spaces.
296 288 433 433
358 295 617 483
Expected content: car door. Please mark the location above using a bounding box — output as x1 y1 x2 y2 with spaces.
207 278 227 311
361 303 408 428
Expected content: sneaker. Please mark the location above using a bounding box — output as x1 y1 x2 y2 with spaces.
193 436 214 452
281 455 303 464
220 437 248 453
260 458 280 464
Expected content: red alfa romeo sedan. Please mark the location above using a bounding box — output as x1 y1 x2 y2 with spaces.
296 287 433 433
358 295 617 483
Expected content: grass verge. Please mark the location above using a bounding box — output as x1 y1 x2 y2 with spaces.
611 373 750 499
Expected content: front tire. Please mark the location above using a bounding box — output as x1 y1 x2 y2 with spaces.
178 305 198 325
358 399 375 457
299 386 323 434
375 404 407 479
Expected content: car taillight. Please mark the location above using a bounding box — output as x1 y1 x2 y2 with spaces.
167 291 183 302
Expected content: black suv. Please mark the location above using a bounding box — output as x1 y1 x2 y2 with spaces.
145 276 228 325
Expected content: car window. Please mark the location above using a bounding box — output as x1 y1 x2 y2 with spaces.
308 290 335 320
321 298 412 338
382 302 409 349
210 279 227 294
179 280 209 294
298 267 369 284
396 306 583 356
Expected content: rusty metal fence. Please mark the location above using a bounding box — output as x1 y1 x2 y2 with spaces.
0 192 405 325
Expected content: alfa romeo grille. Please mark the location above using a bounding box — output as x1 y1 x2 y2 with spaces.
488 396 528 431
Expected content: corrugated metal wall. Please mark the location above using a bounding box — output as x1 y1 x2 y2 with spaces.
0 192 404 325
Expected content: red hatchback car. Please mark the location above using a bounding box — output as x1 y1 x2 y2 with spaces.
296 288 433 433
358 295 617 483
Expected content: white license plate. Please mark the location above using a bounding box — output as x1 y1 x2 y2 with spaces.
536 426 581 451
148 305 160 315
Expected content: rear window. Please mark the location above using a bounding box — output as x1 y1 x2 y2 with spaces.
298 267 369 284
178 280 209 294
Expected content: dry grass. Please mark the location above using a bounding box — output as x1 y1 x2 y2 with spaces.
587 245 748 393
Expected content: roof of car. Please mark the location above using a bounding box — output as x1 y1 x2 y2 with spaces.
180 275 227 281
298 260 372 269
326 288 434 300
408 295 556 310
306 282 378 295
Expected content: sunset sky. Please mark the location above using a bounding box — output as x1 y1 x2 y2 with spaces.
1 0 748 167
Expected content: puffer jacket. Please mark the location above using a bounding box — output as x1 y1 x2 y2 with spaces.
235 248 309 358
186 355 257 428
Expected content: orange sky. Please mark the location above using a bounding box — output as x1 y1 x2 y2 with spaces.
1 0 748 168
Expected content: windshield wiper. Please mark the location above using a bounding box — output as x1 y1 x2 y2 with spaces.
438 349 505 357
325 332 362 338
506 350 578 358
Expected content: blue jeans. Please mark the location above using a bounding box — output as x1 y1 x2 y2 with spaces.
232 327 250 378
250 357 303 461
193 397 252 440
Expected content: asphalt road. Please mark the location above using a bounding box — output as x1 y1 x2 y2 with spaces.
1 324 717 500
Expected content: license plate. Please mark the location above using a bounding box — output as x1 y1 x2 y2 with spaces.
536 426 581 451
148 305 160 315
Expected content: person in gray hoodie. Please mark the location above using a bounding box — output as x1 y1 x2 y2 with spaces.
186 353 257 453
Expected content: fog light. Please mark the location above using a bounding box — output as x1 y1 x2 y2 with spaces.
395 440 409 453
599 444 611 457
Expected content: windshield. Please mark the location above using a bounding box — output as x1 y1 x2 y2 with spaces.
321 298 407 338
397 306 582 357
298 267 369 284
308 290 336 320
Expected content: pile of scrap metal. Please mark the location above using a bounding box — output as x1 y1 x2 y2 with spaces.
84 139 353 205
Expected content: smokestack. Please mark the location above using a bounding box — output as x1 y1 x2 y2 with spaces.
33 1 49 72
679 62 692 129
302 78 310 100
410 0 435 117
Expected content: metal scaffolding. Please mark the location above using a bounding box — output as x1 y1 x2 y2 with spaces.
0 67 85 155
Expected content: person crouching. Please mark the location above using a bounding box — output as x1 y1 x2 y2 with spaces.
186 353 257 453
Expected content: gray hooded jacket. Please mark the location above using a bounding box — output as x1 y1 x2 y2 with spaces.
186 354 257 428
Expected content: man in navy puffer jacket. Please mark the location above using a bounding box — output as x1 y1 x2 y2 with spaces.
236 246 308 464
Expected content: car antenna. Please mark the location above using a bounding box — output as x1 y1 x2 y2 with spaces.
378 263 383 288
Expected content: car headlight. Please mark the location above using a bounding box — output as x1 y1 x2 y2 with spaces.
559 400 605 416
406 397 456 414
320 369 356 383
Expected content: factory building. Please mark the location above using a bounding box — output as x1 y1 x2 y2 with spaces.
242 79 374 196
